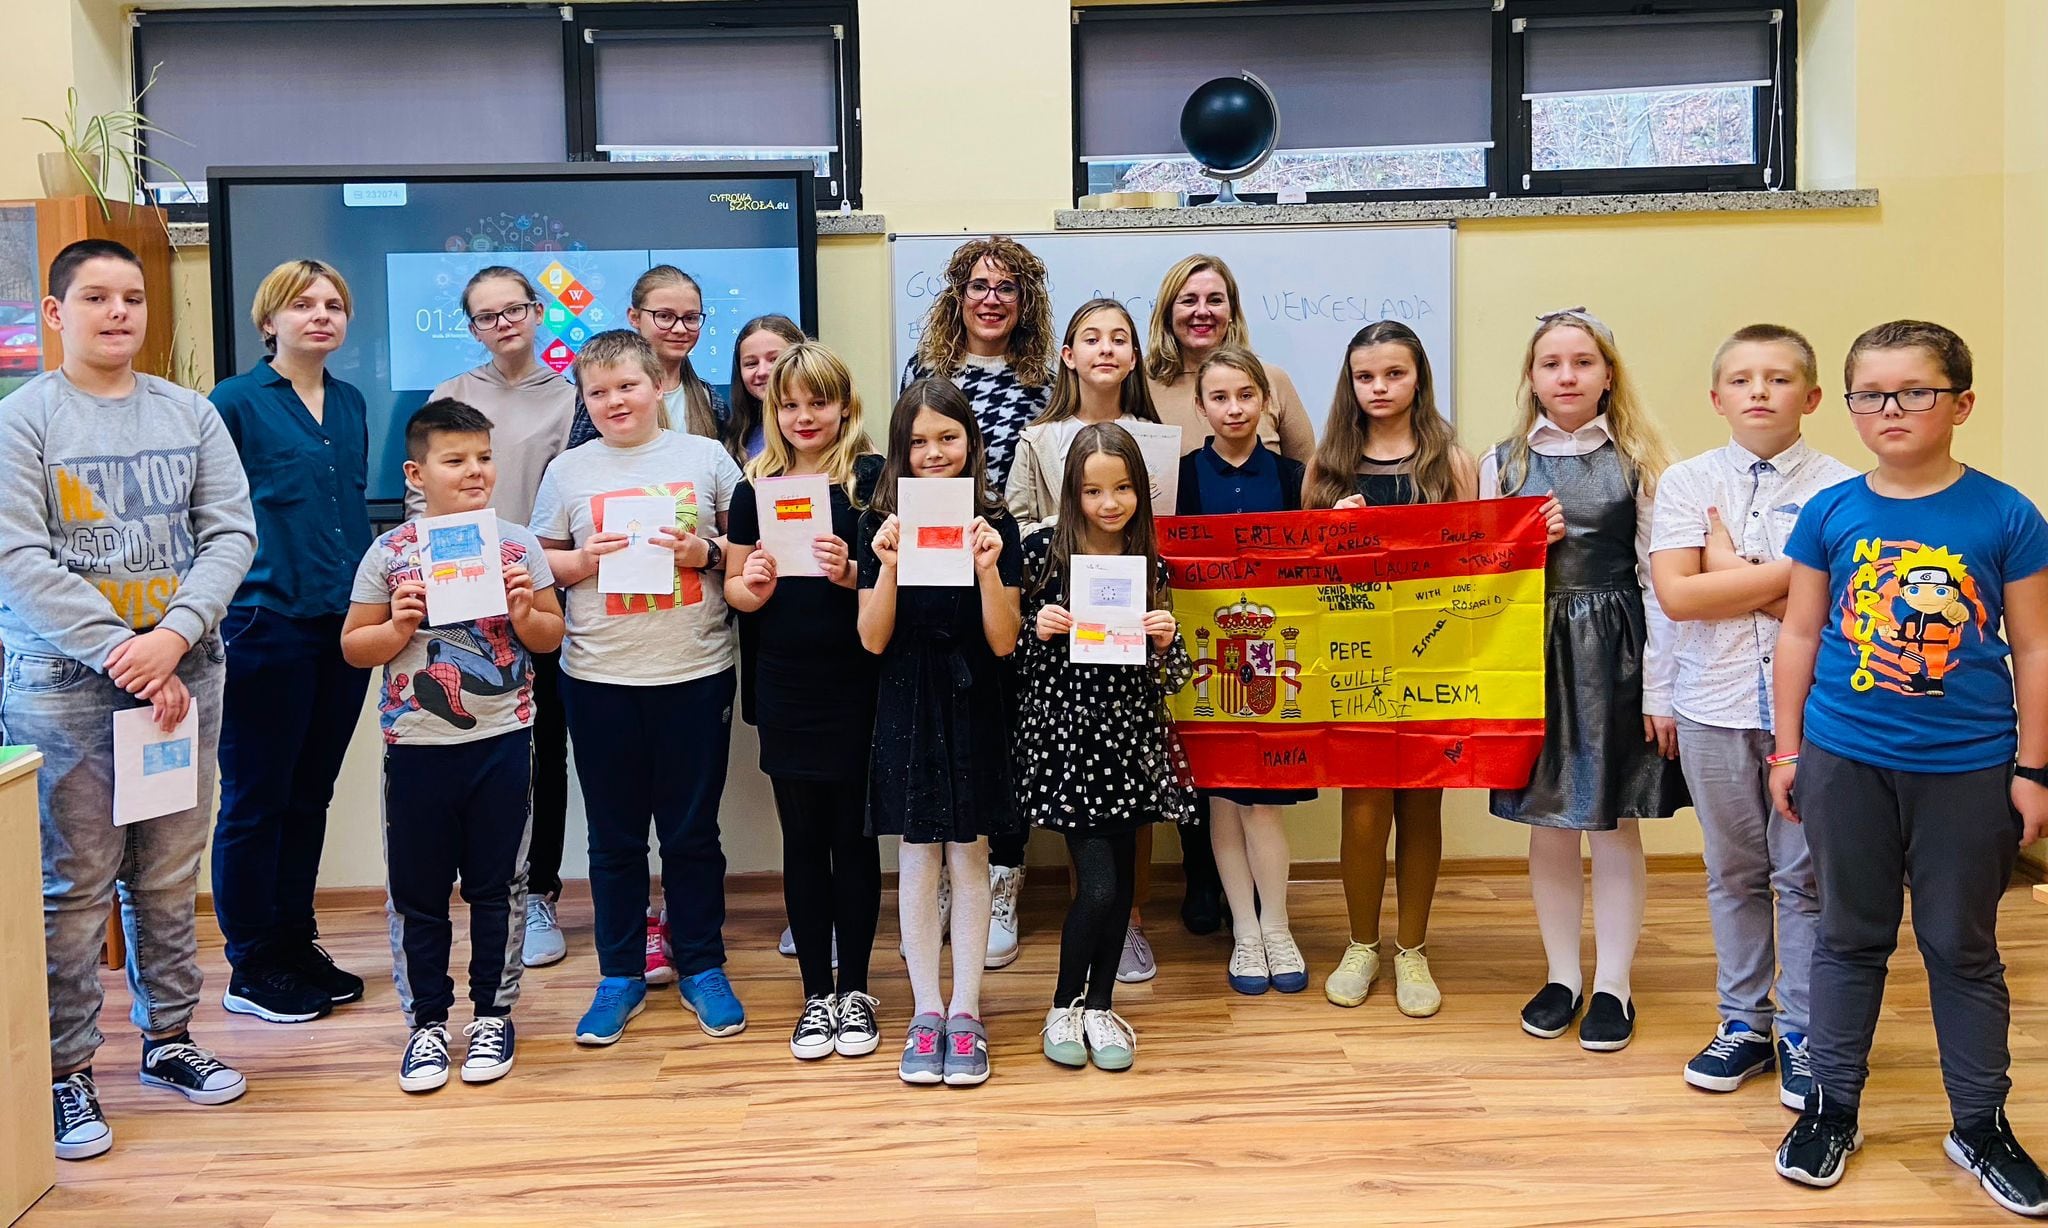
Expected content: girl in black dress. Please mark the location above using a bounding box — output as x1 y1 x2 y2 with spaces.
723 341 886 1064
858 378 1023 1087
1015 424 1195 1073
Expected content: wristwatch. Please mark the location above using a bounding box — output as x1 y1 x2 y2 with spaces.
2015 763 2048 788
700 539 724 572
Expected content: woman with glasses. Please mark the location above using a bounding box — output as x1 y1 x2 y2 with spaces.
901 236 1056 973
568 265 729 448
425 265 579 969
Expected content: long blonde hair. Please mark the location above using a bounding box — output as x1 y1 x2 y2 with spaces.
1496 310 1672 496
1035 299 1160 426
749 340 877 501
913 236 1054 388
1306 322 1460 509
1145 253 1251 383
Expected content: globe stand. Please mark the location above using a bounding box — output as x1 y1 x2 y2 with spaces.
1202 177 1248 208
1180 71 1279 213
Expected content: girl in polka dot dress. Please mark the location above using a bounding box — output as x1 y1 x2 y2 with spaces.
1013 423 1195 1073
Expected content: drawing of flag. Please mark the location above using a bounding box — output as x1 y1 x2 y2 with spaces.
431 562 459 581
1158 498 1550 790
917 525 965 549
773 498 814 521
1074 623 1108 643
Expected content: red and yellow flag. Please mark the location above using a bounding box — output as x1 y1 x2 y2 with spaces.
1159 497 1549 790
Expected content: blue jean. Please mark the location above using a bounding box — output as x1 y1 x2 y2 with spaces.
212 606 368 968
3 637 225 1072
559 669 735 980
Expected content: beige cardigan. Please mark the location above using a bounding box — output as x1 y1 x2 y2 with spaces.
1146 360 1318 462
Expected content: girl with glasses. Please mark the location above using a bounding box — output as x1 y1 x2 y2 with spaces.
567 265 729 449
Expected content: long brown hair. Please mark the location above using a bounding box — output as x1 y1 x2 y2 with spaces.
1497 309 1672 496
913 236 1053 388
1031 422 1166 609
629 265 720 440
1307 322 1460 508
1034 299 1160 426
869 377 1004 519
725 314 807 465
1145 253 1251 383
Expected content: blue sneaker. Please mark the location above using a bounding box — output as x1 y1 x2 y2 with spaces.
1777 1031 1814 1111
574 977 647 1046
678 968 747 1037
1684 1019 1773 1092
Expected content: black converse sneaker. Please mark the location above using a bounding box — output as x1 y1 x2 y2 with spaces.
1776 1086 1862 1188
399 1024 452 1093
461 1017 516 1084
52 1071 112 1160
139 1036 247 1105
1946 1108 2048 1217
222 957 332 1024
286 941 365 1005
834 991 882 1058
790 994 837 1061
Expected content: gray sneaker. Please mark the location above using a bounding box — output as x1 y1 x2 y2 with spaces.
899 1013 945 1085
522 896 565 968
943 1014 990 1087
1116 925 1157 984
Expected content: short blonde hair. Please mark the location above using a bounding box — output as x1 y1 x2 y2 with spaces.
572 330 673 431
250 259 352 353
1712 323 1819 385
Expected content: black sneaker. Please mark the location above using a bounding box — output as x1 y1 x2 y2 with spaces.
1946 1108 2048 1217
222 959 333 1024
285 941 365 1005
139 1036 246 1105
52 1071 111 1161
1579 992 1637 1052
1776 1086 1862 1187
1519 982 1583 1039
399 1024 452 1093
461 1017 516 1084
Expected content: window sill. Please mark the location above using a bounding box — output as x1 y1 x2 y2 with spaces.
1050 189 1877 230
166 210 888 248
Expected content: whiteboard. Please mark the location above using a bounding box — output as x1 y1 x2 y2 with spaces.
889 225 1454 432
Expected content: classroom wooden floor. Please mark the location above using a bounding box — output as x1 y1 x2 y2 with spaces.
21 869 2048 1227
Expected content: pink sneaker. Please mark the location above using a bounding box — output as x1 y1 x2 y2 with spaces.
643 914 676 985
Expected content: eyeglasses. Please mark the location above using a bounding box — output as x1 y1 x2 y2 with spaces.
469 301 538 329
964 279 1021 304
1844 387 1965 415
637 307 706 333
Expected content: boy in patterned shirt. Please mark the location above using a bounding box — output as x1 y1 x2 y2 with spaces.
1650 324 1856 1109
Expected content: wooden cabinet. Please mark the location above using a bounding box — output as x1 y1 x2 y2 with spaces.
0 197 173 381
0 750 53 1224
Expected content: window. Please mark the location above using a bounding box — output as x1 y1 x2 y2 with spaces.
133 3 861 213
1070 0 1796 204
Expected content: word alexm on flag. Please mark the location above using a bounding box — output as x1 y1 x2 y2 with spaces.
1159 498 1550 790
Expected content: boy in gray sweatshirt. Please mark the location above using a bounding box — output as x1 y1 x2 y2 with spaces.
0 240 257 1162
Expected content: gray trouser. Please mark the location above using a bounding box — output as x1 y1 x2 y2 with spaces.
2 639 224 1072
1677 717 1816 1035
1800 740 2017 1126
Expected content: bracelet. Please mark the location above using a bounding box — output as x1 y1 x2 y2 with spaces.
1766 751 1800 767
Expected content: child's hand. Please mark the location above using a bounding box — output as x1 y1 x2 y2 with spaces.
1770 762 1799 823
871 515 901 568
1539 496 1566 544
150 673 190 733
971 517 1003 574
582 532 629 572
1334 494 1367 510
1643 714 1678 759
391 578 428 634
504 565 534 618
654 528 709 569
1703 507 1743 571
1761 596 1789 621
812 533 852 581
2013 775 2048 846
1036 603 1074 640
1143 608 1177 649
741 548 778 596
106 627 191 697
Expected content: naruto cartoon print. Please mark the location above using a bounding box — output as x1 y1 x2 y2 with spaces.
1838 539 1986 698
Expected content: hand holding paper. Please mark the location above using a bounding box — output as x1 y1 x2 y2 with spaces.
598 495 679 595
114 703 199 826
1070 554 1150 665
755 474 833 578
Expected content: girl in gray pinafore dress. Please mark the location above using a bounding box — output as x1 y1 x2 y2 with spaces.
1484 309 1688 1054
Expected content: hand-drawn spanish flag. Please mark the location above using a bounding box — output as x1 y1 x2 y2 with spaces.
1159 497 1549 790
773 497 815 521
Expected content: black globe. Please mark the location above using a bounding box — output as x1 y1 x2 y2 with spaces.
1179 75 1279 175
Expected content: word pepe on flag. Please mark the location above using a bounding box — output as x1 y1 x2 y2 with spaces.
773 497 815 521
1158 498 1550 790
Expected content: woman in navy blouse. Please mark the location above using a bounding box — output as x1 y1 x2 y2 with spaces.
208 259 372 1026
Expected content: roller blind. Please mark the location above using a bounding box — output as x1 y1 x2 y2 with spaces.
135 10 566 185
1521 12 1776 98
1075 2 1494 160
593 28 840 151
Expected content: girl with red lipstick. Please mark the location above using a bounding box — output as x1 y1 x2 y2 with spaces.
725 341 887 1065
857 377 1023 1087
1481 309 1686 1054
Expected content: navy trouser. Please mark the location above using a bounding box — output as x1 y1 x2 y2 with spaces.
560 669 735 980
383 729 533 1028
213 606 368 968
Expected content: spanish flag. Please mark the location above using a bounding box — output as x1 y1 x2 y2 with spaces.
773 498 815 521
1158 497 1549 790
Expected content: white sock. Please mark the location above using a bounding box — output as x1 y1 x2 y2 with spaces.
1243 805 1293 937
1209 798 1260 937
1527 825 1585 995
1588 821 1646 1005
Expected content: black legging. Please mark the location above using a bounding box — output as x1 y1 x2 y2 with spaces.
1055 831 1137 1010
771 776 880 999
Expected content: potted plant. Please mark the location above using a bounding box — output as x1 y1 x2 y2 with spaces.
23 65 188 218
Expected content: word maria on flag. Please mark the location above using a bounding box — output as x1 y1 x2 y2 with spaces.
1158 497 1550 790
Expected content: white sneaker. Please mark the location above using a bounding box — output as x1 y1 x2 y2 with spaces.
1041 1000 1087 1067
1263 930 1309 994
986 864 1023 969
522 896 565 968
1227 935 1270 995
1082 1008 1136 1071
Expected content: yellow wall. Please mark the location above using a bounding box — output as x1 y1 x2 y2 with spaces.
4 0 2042 883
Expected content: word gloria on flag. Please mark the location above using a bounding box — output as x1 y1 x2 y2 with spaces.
1158 498 1550 790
